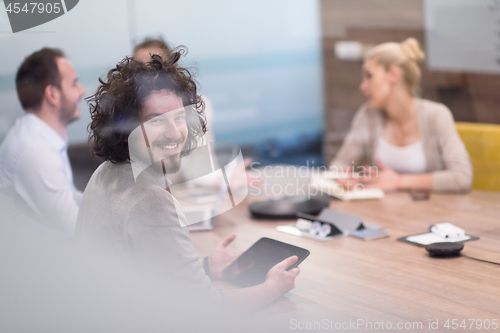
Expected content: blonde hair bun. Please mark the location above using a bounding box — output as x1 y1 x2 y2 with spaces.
364 38 425 96
400 38 425 64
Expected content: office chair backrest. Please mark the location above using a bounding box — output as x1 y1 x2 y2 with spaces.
456 122 500 191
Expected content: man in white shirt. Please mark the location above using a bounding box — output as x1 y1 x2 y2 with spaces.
0 48 86 234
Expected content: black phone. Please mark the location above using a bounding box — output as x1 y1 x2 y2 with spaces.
222 237 310 287
410 189 430 201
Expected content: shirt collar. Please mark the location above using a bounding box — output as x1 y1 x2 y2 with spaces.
25 113 68 153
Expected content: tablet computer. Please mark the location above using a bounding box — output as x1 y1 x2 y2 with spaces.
222 237 310 287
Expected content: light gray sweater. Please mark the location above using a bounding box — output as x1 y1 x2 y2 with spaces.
329 98 472 192
76 161 226 303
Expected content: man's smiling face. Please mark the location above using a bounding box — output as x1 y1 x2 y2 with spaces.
139 89 187 174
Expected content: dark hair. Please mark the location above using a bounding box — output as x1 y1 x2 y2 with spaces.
16 48 65 110
87 47 207 163
133 37 171 59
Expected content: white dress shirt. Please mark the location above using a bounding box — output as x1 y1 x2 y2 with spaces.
0 113 82 234
375 136 427 174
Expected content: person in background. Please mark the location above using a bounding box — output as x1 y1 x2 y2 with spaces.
330 38 472 193
77 51 299 309
133 37 171 64
0 48 86 234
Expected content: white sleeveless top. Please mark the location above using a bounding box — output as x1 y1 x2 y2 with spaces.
375 136 427 174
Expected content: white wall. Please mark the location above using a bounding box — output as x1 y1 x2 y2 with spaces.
0 0 323 145
0 0 131 142
425 0 500 74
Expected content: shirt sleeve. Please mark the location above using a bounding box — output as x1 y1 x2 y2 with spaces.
124 188 227 305
431 106 473 192
13 145 80 234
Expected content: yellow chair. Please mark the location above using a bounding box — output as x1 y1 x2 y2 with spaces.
456 122 500 191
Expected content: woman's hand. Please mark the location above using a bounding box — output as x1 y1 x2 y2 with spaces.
208 233 243 280
362 160 401 191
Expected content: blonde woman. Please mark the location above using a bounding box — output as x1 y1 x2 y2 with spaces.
330 38 472 193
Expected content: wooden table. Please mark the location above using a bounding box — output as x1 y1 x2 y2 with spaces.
190 190 500 332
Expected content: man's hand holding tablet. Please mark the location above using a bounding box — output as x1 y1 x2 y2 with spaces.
222 237 310 287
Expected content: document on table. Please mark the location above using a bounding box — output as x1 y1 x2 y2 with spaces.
310 174 384 201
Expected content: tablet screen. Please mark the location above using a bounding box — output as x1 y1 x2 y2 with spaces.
222 237 310 287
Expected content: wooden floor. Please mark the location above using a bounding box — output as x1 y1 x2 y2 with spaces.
190 191 500 332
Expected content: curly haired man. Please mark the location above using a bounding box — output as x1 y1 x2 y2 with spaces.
76 48 299 309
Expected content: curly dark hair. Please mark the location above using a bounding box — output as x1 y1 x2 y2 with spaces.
87 47 207 163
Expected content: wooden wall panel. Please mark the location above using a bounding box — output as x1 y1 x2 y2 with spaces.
321 0 423 38
473 99 500 123
467 74 500 98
